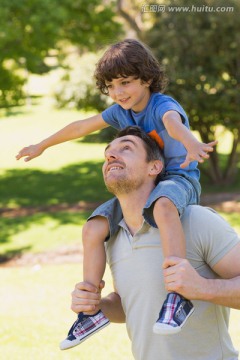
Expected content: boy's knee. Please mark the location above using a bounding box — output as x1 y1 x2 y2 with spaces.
154 197 177 215
82 217 109 245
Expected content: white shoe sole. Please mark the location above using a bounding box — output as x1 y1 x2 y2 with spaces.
153 307 195 335
153 322 181 335
59 320 110 350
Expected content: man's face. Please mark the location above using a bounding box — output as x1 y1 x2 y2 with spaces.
103 135 158 195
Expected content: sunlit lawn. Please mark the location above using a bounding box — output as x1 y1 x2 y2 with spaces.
0 102 111 209
0 264 133 360
0 211 90 259
0 99 104 171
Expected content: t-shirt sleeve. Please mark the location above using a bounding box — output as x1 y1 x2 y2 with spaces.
102 104 121 129
184 206 240 268
155 98 188 125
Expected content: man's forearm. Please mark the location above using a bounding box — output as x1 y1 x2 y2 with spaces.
164 257 240 310
100 292 126 323
202 276 240 309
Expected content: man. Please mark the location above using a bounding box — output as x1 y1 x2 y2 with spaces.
71 126 240 360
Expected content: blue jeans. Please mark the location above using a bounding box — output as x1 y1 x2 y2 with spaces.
88 173 201 239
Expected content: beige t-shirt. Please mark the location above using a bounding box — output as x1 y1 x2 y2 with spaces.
105 205 239 360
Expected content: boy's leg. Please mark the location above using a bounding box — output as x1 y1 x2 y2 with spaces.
60 216 110 350
82 216 108 293
153 197 186 258
152 197 194 335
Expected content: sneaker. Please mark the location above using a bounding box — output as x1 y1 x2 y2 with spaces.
153 292 194 335
59 310 110 350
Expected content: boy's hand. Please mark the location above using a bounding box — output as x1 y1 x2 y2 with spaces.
180 140 218 168
16 144 44 162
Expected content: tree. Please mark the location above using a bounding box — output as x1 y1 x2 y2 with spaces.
145 0 240 185
0 0 122 108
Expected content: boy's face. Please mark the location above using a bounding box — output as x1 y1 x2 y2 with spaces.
105 76 151 113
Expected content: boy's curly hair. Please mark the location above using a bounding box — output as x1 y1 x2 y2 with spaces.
94 39 168 95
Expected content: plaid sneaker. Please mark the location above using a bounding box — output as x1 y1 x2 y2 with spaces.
60 310 110 350
153 292 194 335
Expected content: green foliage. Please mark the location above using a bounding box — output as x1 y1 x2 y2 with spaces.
0 0 122 108
54 51 118 141
146 0 240 184
54 52 111 113
0 66 25 108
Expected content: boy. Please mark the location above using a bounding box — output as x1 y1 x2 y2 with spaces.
16 39 217 349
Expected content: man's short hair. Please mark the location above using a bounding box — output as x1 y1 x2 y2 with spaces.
115 126 165 166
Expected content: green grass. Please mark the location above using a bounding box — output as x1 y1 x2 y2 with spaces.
0 100 105 170
0 162 109 208
0 211 90 261
0 101 111 209
0 264 133 360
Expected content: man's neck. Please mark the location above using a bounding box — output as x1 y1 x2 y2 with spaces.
117 184 154 236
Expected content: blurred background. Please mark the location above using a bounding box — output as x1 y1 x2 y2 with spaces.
0 0 239 359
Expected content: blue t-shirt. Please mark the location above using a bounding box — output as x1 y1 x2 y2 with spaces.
102 92 200 181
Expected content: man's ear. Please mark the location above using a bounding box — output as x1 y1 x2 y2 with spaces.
149 160 163 176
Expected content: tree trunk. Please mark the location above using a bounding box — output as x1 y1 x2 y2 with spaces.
198 126 223 184
116 0 144 40
223 128 240 184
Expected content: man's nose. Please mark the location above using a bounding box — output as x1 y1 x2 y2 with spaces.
106 149 118 160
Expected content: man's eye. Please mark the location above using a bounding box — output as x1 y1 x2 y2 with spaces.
122 81 129 85
106 84 112 89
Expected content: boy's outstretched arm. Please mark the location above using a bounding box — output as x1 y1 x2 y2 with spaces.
16 113 108 162
162 110 217 168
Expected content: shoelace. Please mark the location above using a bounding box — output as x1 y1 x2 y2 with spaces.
68 314 86 335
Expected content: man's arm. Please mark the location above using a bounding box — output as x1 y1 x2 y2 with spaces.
71 281 125 323
16 113 108 162
163 245 240 309
100 292 126 323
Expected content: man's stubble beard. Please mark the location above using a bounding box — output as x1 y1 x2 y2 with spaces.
105 174 145 196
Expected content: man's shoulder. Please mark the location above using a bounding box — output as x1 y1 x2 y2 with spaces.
184 205 217 218
182 205 238 241
181 205 223 232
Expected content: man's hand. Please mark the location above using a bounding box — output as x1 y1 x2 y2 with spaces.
71 281 105 315
16 143 44 162
180 140 218 168
162 257 206 300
